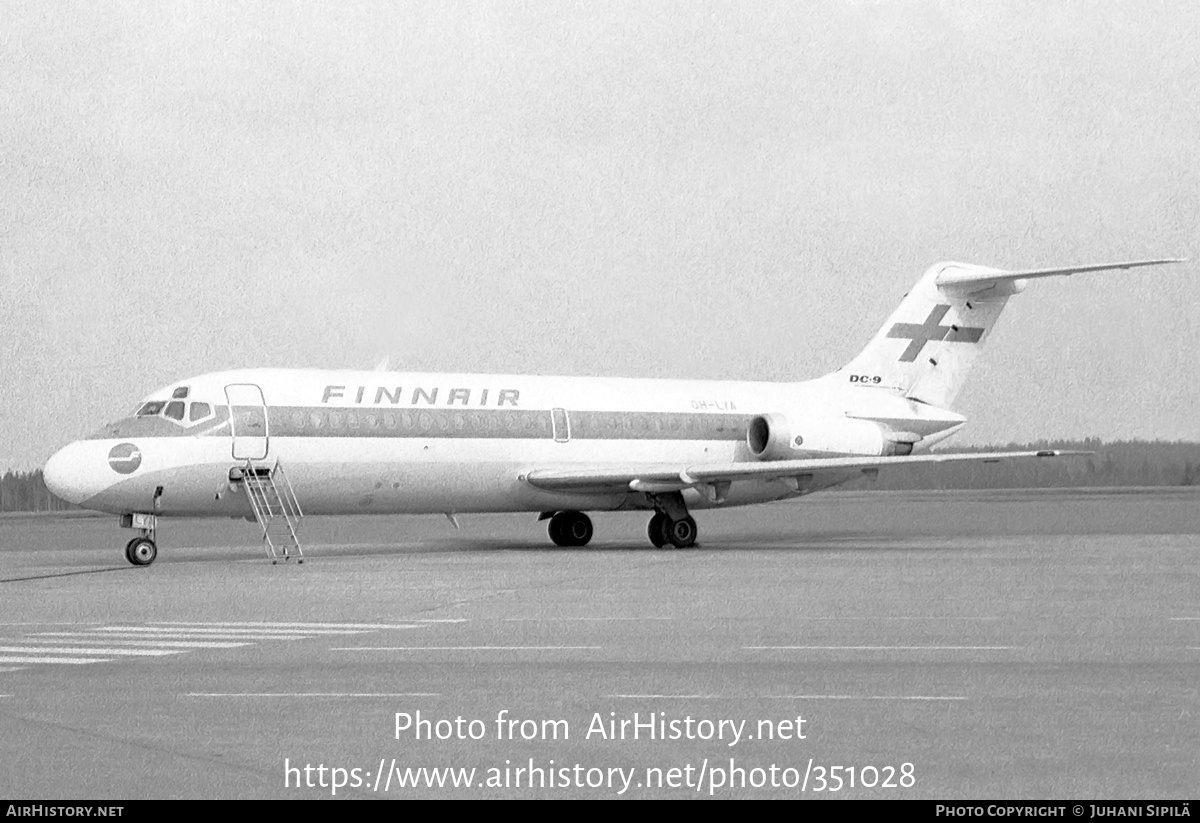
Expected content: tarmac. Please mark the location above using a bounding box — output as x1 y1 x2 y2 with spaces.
0 489 1197 799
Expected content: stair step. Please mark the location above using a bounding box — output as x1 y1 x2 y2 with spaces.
243 459 305 563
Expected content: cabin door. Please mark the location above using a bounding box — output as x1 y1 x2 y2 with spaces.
225 383 269 461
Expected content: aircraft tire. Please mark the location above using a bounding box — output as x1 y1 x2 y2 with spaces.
550 511 592 547
565 512 593 547
667 516 698 549
548 515 566 546
648 513 668 548
127 538 158 567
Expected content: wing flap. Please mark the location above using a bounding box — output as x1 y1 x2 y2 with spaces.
525 450 1089 493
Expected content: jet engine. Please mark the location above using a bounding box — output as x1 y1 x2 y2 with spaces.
746 413 916 460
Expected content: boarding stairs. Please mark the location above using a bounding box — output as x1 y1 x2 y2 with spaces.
241 459 305 564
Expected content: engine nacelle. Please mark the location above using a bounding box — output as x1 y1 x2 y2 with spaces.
746 413 916 460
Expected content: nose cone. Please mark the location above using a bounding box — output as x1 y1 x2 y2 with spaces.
44 441 106 506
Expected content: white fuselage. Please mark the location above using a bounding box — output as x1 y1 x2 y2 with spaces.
43 368 965 519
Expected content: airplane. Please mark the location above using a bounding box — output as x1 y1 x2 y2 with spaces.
42 257 1182 566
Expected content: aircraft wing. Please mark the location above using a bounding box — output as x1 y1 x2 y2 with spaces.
525 449 1090 494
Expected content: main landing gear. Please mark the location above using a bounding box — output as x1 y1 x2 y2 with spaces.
646 491 698 549
547 511 593 547
119 512 158 567
541 493 699 550
647 512 698 549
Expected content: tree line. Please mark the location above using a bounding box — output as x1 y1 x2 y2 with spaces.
844 438 1200 491
3 438 1198 512
1 470 78 512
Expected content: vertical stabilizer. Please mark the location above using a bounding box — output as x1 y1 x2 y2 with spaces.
836 262 1011 408
832 258 1181 409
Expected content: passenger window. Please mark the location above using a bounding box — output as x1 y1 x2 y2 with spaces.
137 401 165 417
164 401 185 421
189 402 212 422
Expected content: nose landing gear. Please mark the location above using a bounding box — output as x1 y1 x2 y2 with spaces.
119 512 158 567
124 537 158 566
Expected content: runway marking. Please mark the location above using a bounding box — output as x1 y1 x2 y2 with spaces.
502 617 674 622
0 646 185 657
609 693 968 701
89 630 356 641
0 622 414 672
153 621 425 630
92 626 375 636
183 692 442 698
608 694 724 699
333 646 604 651
0 655 110 665
744 645 1015 651
794 617 1002 621
22 635 253 649
764 695 968 701
34 631 328 642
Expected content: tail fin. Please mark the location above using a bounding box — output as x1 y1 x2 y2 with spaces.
834 258 1182 409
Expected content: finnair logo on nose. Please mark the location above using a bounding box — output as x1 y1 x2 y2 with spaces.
107 443 142 475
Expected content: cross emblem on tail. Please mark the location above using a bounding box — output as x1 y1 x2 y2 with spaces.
886 305 985 362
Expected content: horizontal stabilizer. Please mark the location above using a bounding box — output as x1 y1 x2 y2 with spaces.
526 450 1090 494
937 258 1184 295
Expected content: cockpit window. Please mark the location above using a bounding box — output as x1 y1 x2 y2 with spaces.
164 401 186 421
137 401 166 417
189 402 212 422
172 387 190 399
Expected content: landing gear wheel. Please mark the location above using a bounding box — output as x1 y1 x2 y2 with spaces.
667 516 698 549
566 513 593 546
648 513 668 548
548 511 593 547
127 538 158 567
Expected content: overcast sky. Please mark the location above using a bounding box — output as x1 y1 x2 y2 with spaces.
3 1 1198 470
